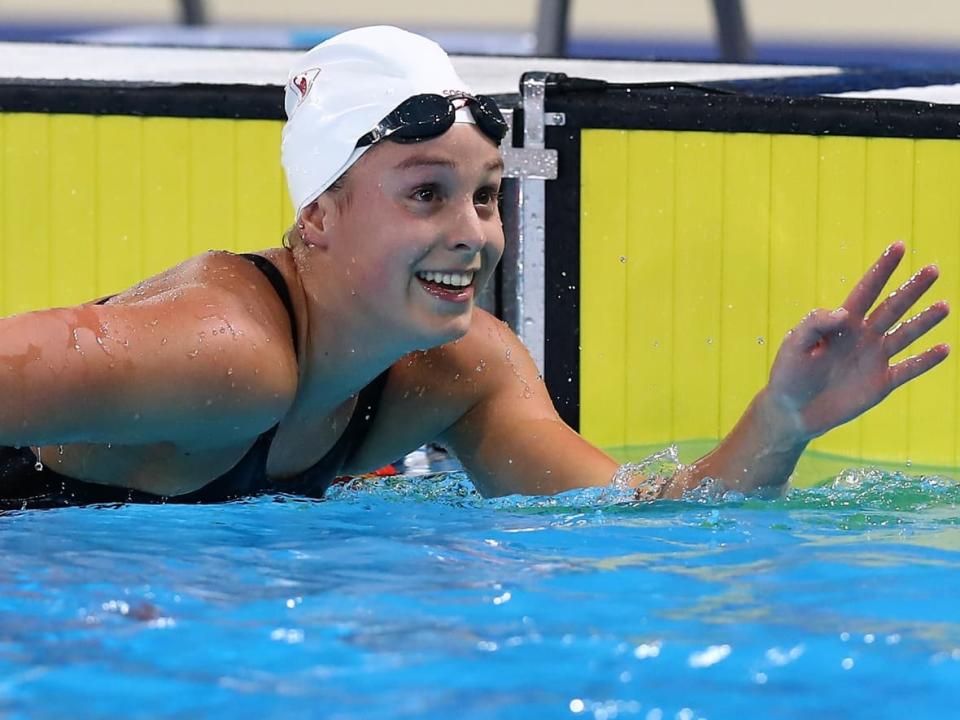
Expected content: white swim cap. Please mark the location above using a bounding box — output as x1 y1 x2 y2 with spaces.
282 26 475 217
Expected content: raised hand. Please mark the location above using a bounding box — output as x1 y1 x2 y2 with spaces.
766 241 950 441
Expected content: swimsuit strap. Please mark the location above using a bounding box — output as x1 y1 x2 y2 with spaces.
240 253 299 358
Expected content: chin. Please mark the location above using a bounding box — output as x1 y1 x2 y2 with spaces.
410 310 472 350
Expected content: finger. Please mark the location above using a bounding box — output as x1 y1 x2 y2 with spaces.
792 308 849 351
884 300 949 357
889 343 950 392
868 264 940 334
842 241 905 319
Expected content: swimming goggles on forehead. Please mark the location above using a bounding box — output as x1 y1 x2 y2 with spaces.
355 93 508 148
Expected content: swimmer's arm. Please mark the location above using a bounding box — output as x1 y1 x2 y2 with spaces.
444 242 949 499
0 287 296 447
436 313 790 498
436 326 801 499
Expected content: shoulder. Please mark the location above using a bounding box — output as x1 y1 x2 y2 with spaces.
388 310 551 435
77 250 302 443
405 309 543 400
341 310 528 472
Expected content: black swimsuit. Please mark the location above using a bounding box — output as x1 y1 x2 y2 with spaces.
0 253 388 510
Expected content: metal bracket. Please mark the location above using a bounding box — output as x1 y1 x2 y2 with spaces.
500 72 562 374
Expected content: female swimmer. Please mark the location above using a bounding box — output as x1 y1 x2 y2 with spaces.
0 26 949 508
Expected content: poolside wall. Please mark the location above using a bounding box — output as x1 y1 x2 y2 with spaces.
0 106 290 315
3 67 960 477
544 84 960 473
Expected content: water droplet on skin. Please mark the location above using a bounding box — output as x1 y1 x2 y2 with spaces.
187 349 200 358
226 368 234 377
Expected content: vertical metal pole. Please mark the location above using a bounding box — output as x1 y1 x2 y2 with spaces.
498 76 559 375
535 0 570 58
179 0 207 26
712 0 753 62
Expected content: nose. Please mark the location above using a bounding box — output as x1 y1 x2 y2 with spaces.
447 197 486 253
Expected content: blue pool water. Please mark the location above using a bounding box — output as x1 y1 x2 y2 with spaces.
1 467 959 719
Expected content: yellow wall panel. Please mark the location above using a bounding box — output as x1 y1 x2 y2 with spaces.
910 140 960 466
235 120 288 250
50 115 98 306
860 138 915 463
0 116 4 313
768 135 819 364
810 136 867 458
189 120 236 257
580 129 628 447
625 131 675 446
720 133 771 433
3 113 50 316
142 118 190 276
581 129 960 473
672 132 723 441
1 112 289 313
96 116 143 296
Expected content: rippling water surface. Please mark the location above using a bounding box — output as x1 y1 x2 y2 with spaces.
2 467 959 719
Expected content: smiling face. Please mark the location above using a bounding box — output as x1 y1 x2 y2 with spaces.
304 124 505 350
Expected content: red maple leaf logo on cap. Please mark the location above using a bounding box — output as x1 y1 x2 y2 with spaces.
291 68 322 106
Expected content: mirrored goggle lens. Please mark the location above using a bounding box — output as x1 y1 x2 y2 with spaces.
472 95 508 143
390 95 455 142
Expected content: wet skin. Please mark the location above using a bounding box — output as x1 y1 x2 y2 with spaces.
0 126 950 499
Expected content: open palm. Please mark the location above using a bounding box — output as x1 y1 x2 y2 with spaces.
767 242 949 440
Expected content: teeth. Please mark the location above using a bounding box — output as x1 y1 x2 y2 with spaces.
417 270 475 287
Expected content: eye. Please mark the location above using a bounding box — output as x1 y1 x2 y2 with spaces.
411 184 439 203
474 186 501 207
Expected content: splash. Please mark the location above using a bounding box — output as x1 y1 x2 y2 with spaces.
325 449 959 519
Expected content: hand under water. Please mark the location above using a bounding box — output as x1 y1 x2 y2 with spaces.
766 241 950 442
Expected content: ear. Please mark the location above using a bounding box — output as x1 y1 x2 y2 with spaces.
298 196 338 250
